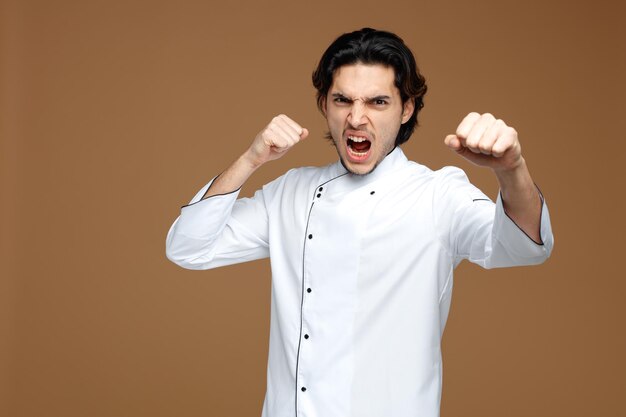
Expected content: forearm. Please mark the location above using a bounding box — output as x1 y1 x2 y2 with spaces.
494 157 542 243
202 151 261 199
166 162 270 269
202 114 308 199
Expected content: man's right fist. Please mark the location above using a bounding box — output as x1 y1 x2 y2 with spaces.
245 114 309 167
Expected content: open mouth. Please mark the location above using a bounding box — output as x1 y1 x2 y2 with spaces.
347 135 371 157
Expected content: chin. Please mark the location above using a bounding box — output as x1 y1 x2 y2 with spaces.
332 138 382 176
340 158 378 176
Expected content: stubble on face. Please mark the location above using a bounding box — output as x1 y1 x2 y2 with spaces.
322 130 386 176
330 134 395 176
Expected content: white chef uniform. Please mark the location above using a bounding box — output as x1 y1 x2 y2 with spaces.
166 147 553 417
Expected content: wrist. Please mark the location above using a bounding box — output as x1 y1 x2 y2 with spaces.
240 149 265 171
494 157 537 199
493 155 526 178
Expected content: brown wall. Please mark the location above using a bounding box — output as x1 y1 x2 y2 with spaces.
2 0 624 416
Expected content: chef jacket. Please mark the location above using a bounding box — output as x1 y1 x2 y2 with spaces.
166 147 554 417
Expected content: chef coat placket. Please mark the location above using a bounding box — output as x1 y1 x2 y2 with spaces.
296 175 380 417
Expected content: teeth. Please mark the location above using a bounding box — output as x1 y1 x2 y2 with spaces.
348 135 368 142
347 147 368 157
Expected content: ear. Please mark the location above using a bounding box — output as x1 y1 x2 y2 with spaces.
401 98 415 124
321 96 327 117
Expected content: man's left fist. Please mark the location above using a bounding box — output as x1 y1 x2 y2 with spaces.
444 112 523 172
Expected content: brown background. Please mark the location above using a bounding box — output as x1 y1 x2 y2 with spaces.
2 0 624 416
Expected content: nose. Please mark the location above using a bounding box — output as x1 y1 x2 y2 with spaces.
348 100 368 128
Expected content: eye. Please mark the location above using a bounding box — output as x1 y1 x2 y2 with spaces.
374 99 388 106
333 97 351 104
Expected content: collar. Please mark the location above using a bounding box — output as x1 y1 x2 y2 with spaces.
323 146 411 192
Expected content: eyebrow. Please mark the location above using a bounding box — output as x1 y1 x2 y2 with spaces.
331 93 392 102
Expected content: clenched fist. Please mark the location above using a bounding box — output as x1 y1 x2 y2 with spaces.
246 114 309 168
444 112 523 172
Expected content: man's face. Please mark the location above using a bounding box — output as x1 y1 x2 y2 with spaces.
324 63 414 175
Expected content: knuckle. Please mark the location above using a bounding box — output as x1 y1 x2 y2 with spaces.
492 144 505 155
493 141 504 151
502 127 516 141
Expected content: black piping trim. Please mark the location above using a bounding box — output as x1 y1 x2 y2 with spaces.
500 183 546 246
181 173 241 209
181 187 240 209
295 200 315 416
294 171 348 417
311 172 349 200
472 198 491 202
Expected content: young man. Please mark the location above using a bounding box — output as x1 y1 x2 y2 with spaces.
166 28 553 417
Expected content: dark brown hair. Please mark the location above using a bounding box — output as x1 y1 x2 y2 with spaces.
312 28 427 145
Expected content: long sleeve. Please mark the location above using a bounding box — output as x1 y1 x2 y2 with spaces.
165 177 271 270
433 167 554 269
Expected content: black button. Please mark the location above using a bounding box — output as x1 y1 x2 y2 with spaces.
318 187 323 192
370 191 375 195
317 193 321 198
304 334 309 339
301 387 307 392
307 288 312 293
308 234 313 239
